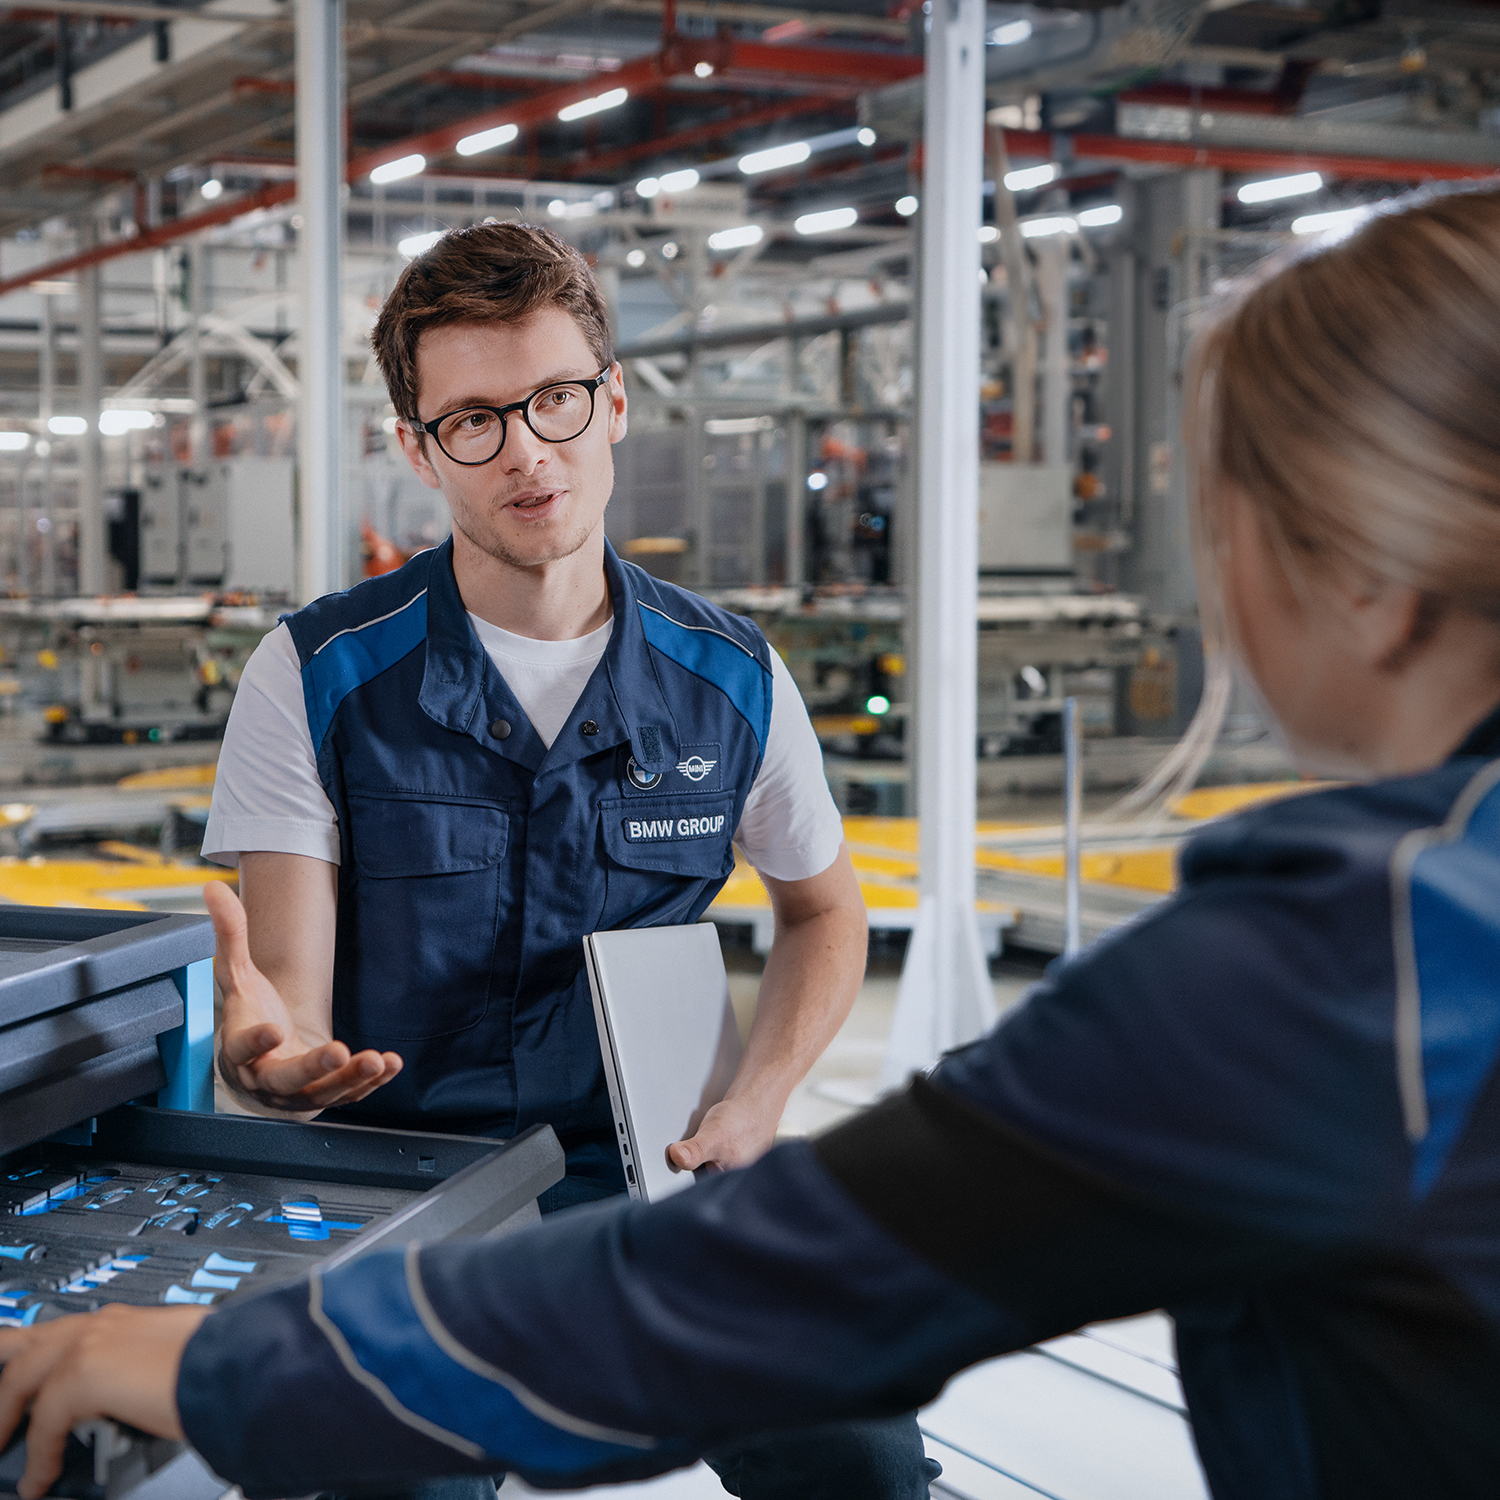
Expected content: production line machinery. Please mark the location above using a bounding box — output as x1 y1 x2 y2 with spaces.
0 905 565 1499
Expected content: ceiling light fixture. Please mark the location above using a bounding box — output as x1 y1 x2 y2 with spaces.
626 248 646 268
397 229 444 258
370 154 425 185
98 409 156 435
558 87 628 122
989 19 1032 45
895 195 918 216
201 178 223 200
739 140 810 175
0 433 29 451
658 168 700 194
707 224 764 251
1004 162 1056 192
456 122 518 157
1076 204 1123 227
1238 170 1322 204
1020 215 1078 238
47 416 87 436
794 206 857 236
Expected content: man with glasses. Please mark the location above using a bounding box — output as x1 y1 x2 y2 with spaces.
199 222 936 1500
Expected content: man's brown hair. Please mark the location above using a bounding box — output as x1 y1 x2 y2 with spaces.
371 221 613 424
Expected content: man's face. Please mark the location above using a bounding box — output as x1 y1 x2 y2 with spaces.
396 306 627 571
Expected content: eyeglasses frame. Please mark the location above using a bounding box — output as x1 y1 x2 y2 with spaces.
410 365 613 467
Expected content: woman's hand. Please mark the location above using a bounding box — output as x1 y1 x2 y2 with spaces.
0 1305 207 1498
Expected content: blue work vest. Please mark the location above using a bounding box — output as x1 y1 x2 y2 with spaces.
282 538 772 1185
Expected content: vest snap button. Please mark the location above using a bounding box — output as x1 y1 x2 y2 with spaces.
580 720 599 737
490 719 512 740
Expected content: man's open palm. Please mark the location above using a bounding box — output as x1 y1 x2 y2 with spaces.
205 882 402 1115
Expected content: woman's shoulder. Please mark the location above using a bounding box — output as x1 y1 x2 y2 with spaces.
1178 761 1493 890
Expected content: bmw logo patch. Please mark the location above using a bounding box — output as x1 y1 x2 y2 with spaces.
626 756 663 791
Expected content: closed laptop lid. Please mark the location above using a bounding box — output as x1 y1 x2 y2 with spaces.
583 923 743 1202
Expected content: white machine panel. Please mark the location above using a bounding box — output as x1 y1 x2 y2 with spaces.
182 464 228 583
223 455 296 593
138 464 181 583
978 462 1074 572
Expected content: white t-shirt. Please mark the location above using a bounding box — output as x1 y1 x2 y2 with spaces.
202 616 843 883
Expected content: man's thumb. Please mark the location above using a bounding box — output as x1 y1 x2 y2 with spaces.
667 1138 700 1172
203 880 253 980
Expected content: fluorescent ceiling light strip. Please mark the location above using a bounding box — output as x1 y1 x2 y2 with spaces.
370 153 425 184
795 206 857 236
1077 204 1122 227
1238 170 1322 204
1004 162 1056 192
398 229 444 259
456 122 518 156
558 87 628 122
989 18 1032 45
740 140 811 175
1020 215 1078 238
708 224 763 251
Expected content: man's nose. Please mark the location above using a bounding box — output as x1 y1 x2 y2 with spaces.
502 418 551 474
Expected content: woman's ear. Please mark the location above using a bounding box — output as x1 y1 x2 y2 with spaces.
1333 566 1435 674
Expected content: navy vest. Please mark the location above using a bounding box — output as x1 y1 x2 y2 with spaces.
282 538 772 1185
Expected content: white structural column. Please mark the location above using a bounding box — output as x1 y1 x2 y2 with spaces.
296 0 345 602
880 0 994 1088
76 225 106 596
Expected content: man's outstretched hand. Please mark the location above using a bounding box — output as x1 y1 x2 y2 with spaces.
0 1305 204 1499
205 881 401 1116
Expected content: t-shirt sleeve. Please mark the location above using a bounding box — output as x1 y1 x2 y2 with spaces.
732 648 845 882
201 623 341 868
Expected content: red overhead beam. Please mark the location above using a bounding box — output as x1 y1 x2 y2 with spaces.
0 180 295 300
1069 132 1500 183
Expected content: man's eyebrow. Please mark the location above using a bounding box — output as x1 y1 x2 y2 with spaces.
430 369 599 413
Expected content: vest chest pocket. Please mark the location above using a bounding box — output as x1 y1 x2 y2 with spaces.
597 793 736 931
341 791 511 1040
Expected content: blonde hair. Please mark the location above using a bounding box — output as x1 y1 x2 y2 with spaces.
1124 185 1500 815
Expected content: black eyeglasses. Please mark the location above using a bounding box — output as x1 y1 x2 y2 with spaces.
412 366 611 467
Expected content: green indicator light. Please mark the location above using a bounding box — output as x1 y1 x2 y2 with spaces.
866 695 890 715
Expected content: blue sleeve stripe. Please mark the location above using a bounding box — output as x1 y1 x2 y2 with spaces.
311 1247 657 1475
1392 758 1500 1198
302 591 428 753
637 602 771 751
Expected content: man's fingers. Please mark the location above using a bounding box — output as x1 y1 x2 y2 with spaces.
240 1049 401 1111
242 1041 352 1098
218 1022 286 1070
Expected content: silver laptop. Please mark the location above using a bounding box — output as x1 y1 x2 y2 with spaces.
583 923 744 1202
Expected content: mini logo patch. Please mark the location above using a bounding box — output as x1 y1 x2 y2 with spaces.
677 755 718 782
623 814 727 842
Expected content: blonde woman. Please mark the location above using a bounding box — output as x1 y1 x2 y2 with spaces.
4 187 1500 1500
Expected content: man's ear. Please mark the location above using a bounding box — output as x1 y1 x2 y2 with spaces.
606 361 628 445
394 420 444 492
